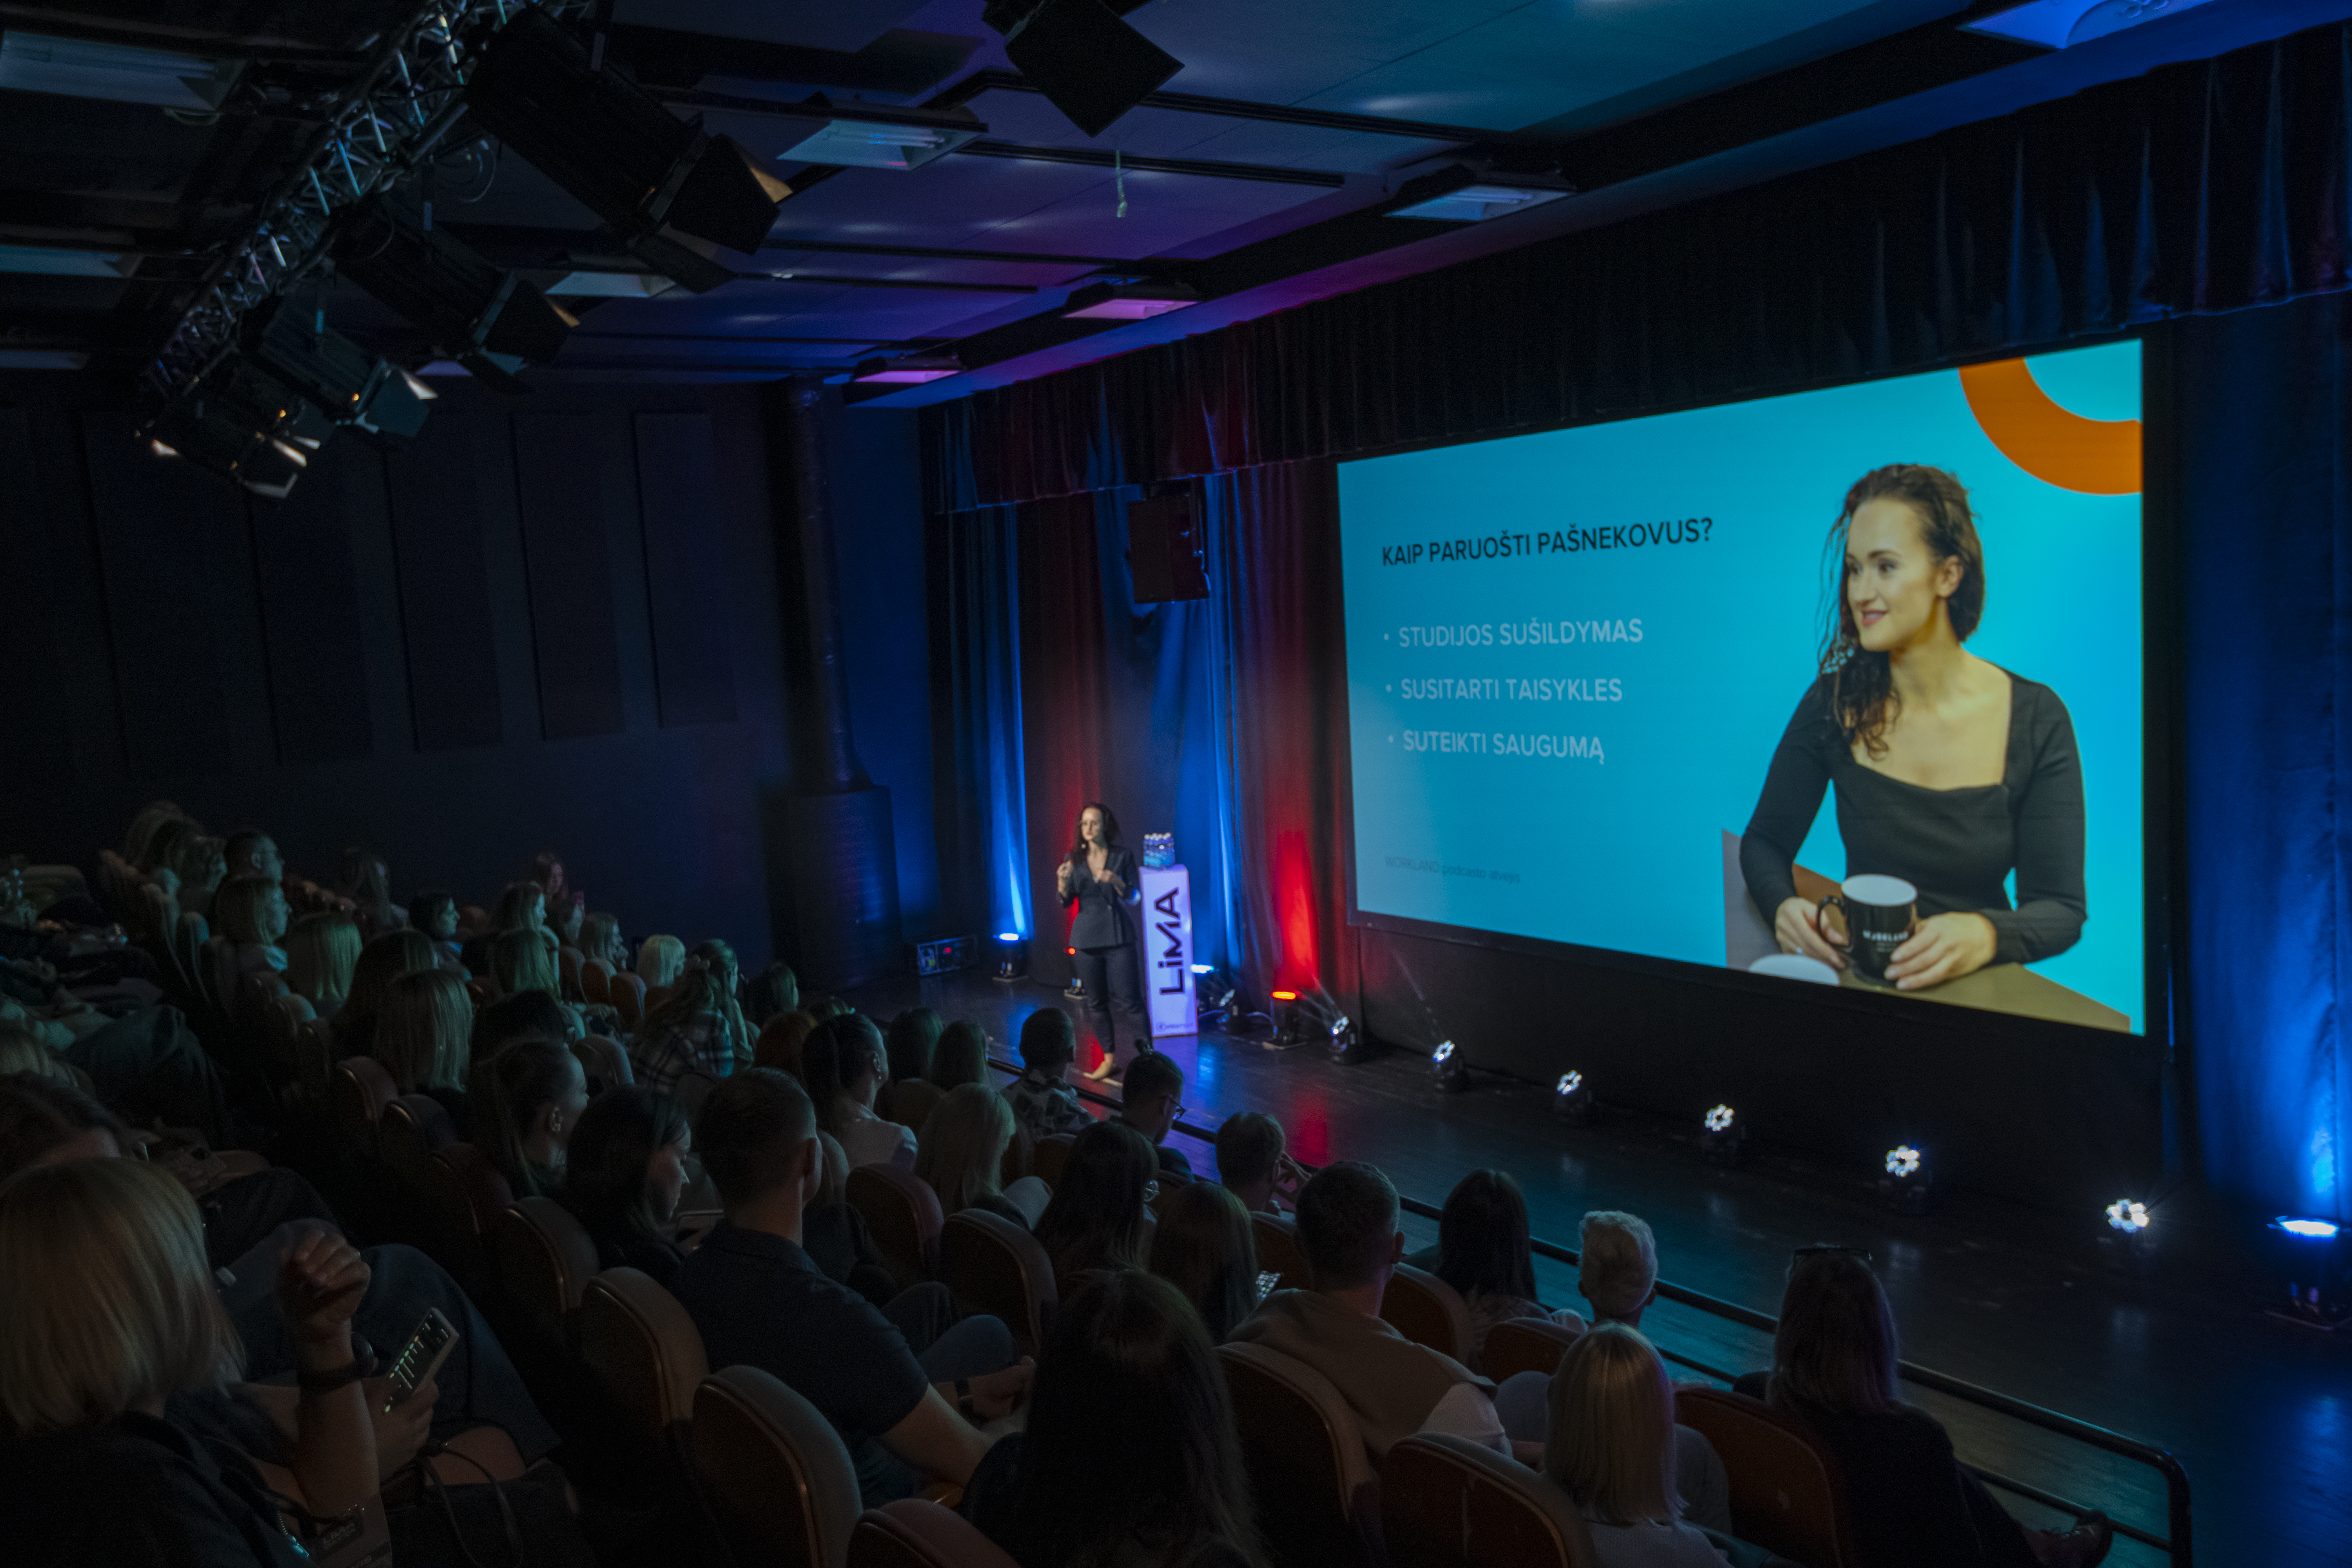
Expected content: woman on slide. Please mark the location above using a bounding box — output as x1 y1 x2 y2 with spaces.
1740 465 2086 991
1056 803 1147 1082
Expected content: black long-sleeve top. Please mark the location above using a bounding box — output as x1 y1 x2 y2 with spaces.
1739 671 2087 966
1059 844 1141 951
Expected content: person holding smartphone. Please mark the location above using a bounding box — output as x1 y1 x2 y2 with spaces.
1055 802 1147 1081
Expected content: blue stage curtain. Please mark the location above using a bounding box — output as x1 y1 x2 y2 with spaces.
923 18 2352 511
2177 295 2352 1218
927 506 1031 951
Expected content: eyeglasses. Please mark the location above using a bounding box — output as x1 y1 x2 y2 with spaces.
1143 1180 1161 1205
1792 1244 1873 1263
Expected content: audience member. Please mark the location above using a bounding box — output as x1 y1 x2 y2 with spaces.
283 911 361 1016
1005 1006 1088 1142
636 933 684 987
0 1158 381 1563
214 873 291 984
577 911 624 971
0 1025 75 1083
471 988 577 1061
547 891 584 951
406 889 466 972
1544 1324 1731 1567
1149 1180 1261 1342
491 927 562 1000
1758 1250 2110 1568
743 960 799 1025
669 1069 1032 1506
121 799 185 867
1581 1210 1660 1327
1227 1161 1505 1461
928 1020 991 1091
915 1083 1049 1226
964 1270 1266 1568
332 847 401 939
1215 1111 1303 1216
222 826 285 884
688 938 752 1064
806 995 851 1021
140 817 225 917
333 928 437 1058
1432 1169 1585 1373
461 880 546 976
753 1008 816 1078
373 969 473 1124
630 968 733 1096
805 1013 918 1171
1119 1050 1194 1179
886 1006 945 1086
560 1085 691 1283
472 1038 588 1200
1031 1120 1157 1292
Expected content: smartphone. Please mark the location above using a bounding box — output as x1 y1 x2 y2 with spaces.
381 1308 459 1412
1255 1270 1283 1301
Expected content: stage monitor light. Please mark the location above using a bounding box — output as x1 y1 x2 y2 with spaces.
1552 1070 1595 1126
992 932 1029 983
2098 1196 2157 1274
2266 1216 2352 1329
1192 965 1238 1025
1429 1038 1470 1093
983 0 1183 139
1700 1103 1750 1166
1878 1144 1935 1216
1387 165 1575 224
463 9 790 293
853 353 962 385
244 297 432 439
1062 279 1200 321
773 103 984 171
336 196 574 390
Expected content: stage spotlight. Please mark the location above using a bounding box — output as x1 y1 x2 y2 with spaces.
1878 1144 1935 1216
1062 280 1200 320
335 196 573 390
1552 1070 1595 1126
2266 1217 2351 1330
991 931 1027 982
1064 946 1085 1001
1190 963 1237 1025
1270 988 1300 1041
143 357 334 499
1429 1039 1470 1094
2098 1196 2156 1274
462 9 791 293
243 297 432 438
982 0 1183 138
1700 1103 1750 1166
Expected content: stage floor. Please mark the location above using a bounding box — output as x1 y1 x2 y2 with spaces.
842 970 2352 1568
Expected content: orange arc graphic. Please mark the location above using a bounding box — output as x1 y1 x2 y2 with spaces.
1957 358 2141 495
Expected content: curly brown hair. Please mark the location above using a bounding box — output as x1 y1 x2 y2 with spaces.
1820 464 1987 759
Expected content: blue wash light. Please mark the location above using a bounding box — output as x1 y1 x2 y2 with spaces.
2273 1217 2342 1239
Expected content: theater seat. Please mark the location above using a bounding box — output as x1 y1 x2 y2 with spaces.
581 958 614 1007
881 1078 946 1135
1001 1124 1034 1186
1252 1211 1308 1292
459 904 490 935
173 911 211 1009
611 972 647 1031
940 1209 1058 1358
848 1500 1022 1568
1382 1432 1598 1568
1218 1342 1378 1568
572 1034 633 1094
848 1163 945 1292
266 993 330 1101
1481 1316 1584 1384
692 1365 862 1568
494 1196 599 1349
1030 1132 1078 1189
328 1056 399 1156
559 945 584 1000
1675 1387 1859 1568
581 1266 709 1461
670 1069 722 1122
1381 1264 1475 1363
465 977 493 1007
378 1094 456 1194
419 1143 515 1272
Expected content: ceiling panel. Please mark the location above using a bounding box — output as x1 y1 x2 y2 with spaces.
613 0 932 53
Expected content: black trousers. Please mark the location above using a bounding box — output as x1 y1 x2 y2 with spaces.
1072 942 1147 1065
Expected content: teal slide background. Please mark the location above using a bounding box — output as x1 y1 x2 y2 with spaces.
1336 342 2143 1030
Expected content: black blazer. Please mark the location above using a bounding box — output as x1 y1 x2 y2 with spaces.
1060 844 1140 949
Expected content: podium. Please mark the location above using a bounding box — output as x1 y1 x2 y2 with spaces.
1139 863 1198 1038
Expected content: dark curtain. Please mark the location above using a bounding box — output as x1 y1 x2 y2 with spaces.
927 505 1030 945
925 20 2352 512
2176 295 2352 1216
1016 494 1109 991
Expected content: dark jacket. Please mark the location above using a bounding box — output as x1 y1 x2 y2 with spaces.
1060 845 1141 950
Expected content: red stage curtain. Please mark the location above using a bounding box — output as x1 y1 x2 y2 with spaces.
1016 493 1108 999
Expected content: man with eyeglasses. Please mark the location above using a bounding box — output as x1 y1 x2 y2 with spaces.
1116 1050 1194 1180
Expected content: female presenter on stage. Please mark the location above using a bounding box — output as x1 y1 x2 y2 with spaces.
1740 464 2087 991
1057 802 1148 1080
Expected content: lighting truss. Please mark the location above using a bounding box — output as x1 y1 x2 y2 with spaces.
145 0 575 404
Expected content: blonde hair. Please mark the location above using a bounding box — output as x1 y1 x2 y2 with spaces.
376 968 473 1094
213 874 284 947
0 1158 240 1435
915 1084 1014 1214
492 927 559 996
637 934 684 986
0 1025 73 1083
1543 1323 1679 1527
285 912 362 1007
1579 1210 1658 1321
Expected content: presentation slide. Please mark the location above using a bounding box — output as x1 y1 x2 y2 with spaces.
1338 342 2144 1032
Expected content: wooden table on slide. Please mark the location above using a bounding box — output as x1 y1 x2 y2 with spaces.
1789 863 2131 1033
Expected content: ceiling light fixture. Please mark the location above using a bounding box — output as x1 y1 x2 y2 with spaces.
773 101 985 171
243 296 433 439
1963 0 2220 48
0 32 243 111
1061 279 1199 320
0 245 135 279
1387 165 1577 223
852 352 963 384
982 0 1184 138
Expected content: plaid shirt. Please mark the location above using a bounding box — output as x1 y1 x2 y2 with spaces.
1004 1067 1089 1143
631 1012 731 1096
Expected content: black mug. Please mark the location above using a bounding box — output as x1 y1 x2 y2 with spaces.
1816 874 1918 984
